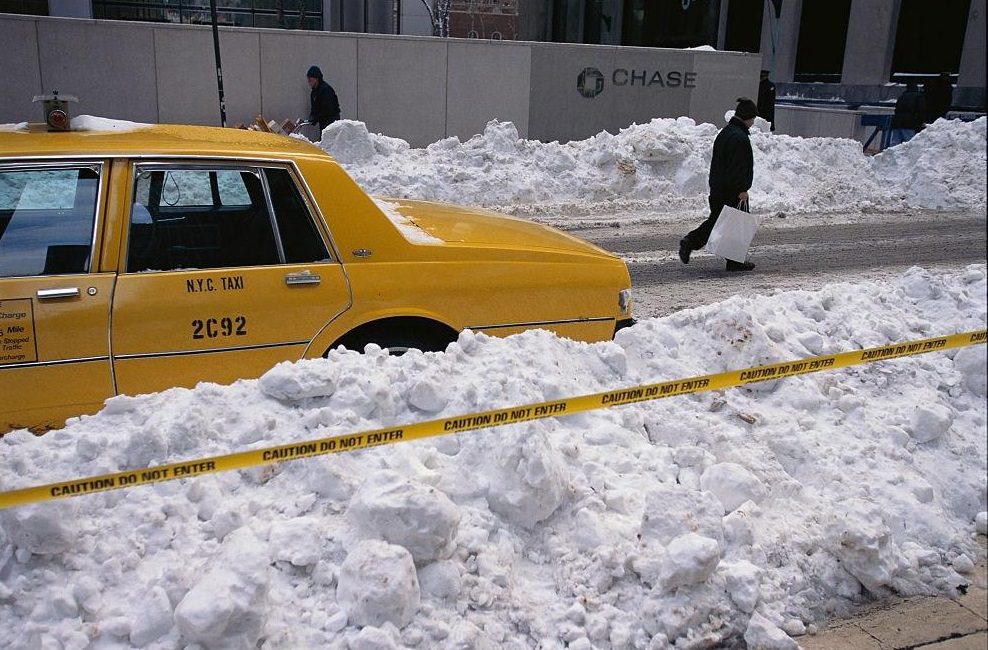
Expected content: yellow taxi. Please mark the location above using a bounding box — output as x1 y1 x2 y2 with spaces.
0 122 633 433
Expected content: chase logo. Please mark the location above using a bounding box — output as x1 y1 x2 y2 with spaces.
577 67 605 98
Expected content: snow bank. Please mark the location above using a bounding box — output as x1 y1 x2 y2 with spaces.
1 265 985 649
319 116 987 215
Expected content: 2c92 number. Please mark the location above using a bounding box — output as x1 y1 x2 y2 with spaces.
192 316 247 339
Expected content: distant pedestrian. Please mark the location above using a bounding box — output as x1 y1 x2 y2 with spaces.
306 65 340 131
890 82 925 146
923 72 953 124
758 70 776 132
679 97 757 272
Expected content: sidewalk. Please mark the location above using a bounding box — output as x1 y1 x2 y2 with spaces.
800 536 987 649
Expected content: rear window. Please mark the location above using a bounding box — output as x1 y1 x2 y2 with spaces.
127 164 330 273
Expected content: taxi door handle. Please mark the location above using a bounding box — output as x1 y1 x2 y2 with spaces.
285 272 321 286
37 287 80 299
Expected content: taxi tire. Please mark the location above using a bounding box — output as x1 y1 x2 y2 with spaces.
329 318 457 356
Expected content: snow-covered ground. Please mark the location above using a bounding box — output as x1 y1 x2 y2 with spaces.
0 115 986 650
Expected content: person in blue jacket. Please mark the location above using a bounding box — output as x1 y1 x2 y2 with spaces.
306 65 341 131
679 97 757 272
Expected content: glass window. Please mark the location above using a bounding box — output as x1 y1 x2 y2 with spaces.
793 0 851 83
264 168 331 264
0 0 48 16
891 0 970 79
0 167 98 277
723 0 763 54
621 0 720 48
91 0 323 29
127 166 280 272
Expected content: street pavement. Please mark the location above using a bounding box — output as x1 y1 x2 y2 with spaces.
800 536 987 650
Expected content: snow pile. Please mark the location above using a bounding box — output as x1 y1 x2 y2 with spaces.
318 116 986 215
871 117 988 210
1 265 985 649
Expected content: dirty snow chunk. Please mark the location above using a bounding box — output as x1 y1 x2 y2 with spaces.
744 611 799 650
259 359 338 401
174 529 270 646
658 533 721 590
417 560 461 599
0 122 27 131
953 554 975 574
640 483 725 545
910 478 935 504
977 512 988 535
269 517 324 567
700 462 767 513
484 428 569 529
320 119 378 163
336 540 420 628
1 503 75 555
827 499 902 591
407 376 449 412
348 472 460 562
349 625 399 650
954 345 988 396
129 586 173 647
908 403 953 443
721 560 762 612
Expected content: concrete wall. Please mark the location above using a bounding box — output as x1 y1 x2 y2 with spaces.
774 104 894 150
958 0 986 109
3 14 760 147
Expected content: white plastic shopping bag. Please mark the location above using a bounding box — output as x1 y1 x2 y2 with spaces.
706 201 759 262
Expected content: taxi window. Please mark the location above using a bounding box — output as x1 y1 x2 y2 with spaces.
0 166 98 277
127 166 280 273
264 168 331 264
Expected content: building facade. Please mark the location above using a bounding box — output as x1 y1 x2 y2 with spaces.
5 0 985 108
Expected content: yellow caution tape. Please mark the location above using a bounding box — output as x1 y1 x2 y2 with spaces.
1 329 984 510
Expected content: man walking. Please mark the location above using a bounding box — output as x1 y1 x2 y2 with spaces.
679 97 758 272
306 65 341 131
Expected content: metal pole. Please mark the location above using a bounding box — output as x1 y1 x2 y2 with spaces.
209 0 228 127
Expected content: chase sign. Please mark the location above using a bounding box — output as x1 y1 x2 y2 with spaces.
577 67 698 98
577 67 605 98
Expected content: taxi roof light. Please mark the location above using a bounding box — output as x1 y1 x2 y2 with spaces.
31 90 79 132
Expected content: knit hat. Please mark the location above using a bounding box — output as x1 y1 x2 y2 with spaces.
306 65 322 79
735 96 758 120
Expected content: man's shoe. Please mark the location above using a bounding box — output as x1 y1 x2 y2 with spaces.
726 260 755 272
678 238 692 264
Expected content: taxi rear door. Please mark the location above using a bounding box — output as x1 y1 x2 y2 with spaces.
110 161 350 396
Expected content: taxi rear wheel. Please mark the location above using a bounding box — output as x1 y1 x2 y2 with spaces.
328 318 457 356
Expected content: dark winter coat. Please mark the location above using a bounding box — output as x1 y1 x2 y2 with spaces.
309 79 341 130
708 116 754 203
891 88 926 131
923 77 953 123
